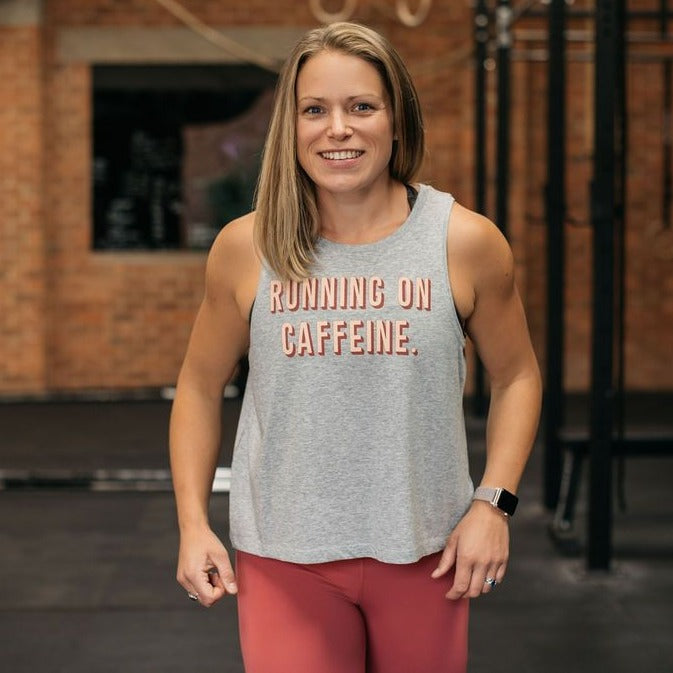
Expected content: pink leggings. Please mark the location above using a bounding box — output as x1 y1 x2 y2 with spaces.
235 550 468 673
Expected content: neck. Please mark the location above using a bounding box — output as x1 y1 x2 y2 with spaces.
317 179 409 245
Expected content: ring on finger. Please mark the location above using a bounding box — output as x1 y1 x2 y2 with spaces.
187 592 199 601
484 577 498 588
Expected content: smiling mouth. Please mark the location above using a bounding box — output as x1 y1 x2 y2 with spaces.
319 150 364 160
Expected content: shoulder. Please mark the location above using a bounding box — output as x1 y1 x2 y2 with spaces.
205 212 260 300
206 213 257 277
448 202 514 291
449 203 511 264
208 212 255 263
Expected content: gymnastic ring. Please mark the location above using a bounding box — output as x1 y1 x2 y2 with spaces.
309 0 358 24
396 0 432 27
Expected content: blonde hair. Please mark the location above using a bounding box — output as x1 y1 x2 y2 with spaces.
254 22 425 280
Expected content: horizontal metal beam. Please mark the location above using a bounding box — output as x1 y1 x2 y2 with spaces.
521 8 673 21
514 29 673 43
0 467 232 493
558 435 673 456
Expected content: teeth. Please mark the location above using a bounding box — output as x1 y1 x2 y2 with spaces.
320 150 363 160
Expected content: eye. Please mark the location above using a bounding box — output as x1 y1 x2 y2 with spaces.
302 105 324 115
353 102 374 112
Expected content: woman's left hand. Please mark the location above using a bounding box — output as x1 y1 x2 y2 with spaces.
431 501 510 599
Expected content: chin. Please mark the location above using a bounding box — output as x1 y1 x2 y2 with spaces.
312 173 386 196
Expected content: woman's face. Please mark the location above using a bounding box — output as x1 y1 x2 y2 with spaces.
295 50 394 197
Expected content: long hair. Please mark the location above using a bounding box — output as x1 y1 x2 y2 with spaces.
254 22 425 281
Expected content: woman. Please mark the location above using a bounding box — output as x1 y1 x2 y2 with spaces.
170 21 541 673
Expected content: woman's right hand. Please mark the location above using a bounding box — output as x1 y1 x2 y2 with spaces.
176 526 238 607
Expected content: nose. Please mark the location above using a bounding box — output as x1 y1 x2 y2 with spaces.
327 110 352 139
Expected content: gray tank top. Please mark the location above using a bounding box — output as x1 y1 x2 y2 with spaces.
230 184 473 564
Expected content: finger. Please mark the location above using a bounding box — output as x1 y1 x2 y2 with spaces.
466 563 491 598
185 559 228 606
481 566 499 595
495 561 508 585
189 570 224 607
431 540 457 579
181 580 198 598
205 566 230 597
178 575 202 604
444 559 473 600
209 554 238 595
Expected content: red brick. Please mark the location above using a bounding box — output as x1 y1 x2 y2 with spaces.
0 2 671 393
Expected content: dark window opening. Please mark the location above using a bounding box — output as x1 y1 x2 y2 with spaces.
92 65 276 251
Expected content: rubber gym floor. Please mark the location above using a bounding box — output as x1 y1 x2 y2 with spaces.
0 395 671 673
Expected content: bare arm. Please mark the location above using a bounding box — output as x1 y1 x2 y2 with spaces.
433 205 542 598
169 214 258 605
463 212 541 496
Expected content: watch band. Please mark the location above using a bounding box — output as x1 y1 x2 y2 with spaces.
472 486 519 517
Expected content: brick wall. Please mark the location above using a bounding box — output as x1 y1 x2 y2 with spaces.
516 55 597 392
0 0 671 394
625 59 673 388
41 58 206 389
512 14 673 392
0 22 46 392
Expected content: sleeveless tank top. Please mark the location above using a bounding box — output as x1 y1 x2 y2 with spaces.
229 184 473 564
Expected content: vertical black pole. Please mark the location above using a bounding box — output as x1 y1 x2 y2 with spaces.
614 0 628 509
473 0 489 417
496 0 511 241
588 0 625 571
544 0 567 510
662 1 672 230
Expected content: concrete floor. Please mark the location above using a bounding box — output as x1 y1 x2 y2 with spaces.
0 397 672 672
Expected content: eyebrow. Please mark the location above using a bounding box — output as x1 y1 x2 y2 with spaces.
297 94 384 103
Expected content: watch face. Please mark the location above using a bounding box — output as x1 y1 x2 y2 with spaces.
498 489 519 516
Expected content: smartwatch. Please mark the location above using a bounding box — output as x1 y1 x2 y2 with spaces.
472 486 519 517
